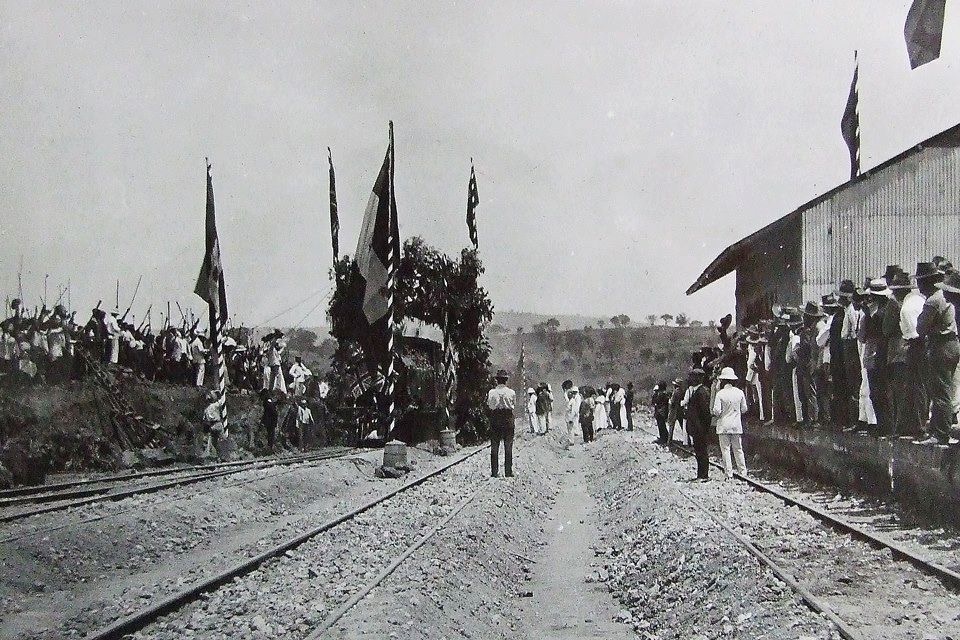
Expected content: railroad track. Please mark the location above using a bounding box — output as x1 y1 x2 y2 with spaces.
80 442 492 640
0 450 336 501
638 425 960 594
0 448 353 524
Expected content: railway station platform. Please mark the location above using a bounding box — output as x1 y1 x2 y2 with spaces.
743 423 960 526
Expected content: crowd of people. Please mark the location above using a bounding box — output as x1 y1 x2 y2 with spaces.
521 380 635 442
718 257 960 447
0 299 329 400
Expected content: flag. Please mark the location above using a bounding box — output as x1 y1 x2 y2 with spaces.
194 160 228 321
355 123 400 435
840 52 861 181
466 159 479 249
328 147 340 263
905 0 947 69
516 341 526 390
194 160 228 431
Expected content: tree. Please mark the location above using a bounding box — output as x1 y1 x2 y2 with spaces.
646 314 658 326
284 328 319 353
597 319 605 329
617 314 631 327
583 324 593 332
660 314 674 326
708 319 716 329
545 317 560 332
675 313 689 327
690 320 703 327
489 323 508 335
609 316 620 329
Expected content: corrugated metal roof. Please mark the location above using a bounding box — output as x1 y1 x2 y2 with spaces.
687 121 960 296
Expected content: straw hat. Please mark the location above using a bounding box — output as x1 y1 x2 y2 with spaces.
718 367 738 381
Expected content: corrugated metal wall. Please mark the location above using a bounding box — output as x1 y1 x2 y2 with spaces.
802 145 960 303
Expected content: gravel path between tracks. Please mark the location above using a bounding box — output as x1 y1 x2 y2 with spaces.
608 420 960 640
0 447 454 639
589 428 841 640
327 435 562 639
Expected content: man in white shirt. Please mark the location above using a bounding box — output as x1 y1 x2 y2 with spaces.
486 369 516 477
900 265 929 438
103 310 121 365
564 382 582 447
289 356 312 396
838 280 863 428
189 333 207 387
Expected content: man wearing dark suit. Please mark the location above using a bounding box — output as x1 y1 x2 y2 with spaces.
683 368 713 481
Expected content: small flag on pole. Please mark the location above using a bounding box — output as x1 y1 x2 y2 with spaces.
466 159 479 249
905 0 947 69
840 51 861 181
516 341 526 391
328 147 340 263
355 123 400 438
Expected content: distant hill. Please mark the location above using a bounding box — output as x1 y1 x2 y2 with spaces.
488 324 716 400
492 311 605 333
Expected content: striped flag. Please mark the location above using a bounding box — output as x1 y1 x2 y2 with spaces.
840 52 861 181
328 147 340 263
355 122 400 438
905 0 947 69
194 160 228 430
466 159 479 249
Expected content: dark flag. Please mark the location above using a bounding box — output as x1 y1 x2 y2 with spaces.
905 0 947 69
840 52 861 181
328 147 340 263
466 159 479 249
355 123 400 435
194 160 228 322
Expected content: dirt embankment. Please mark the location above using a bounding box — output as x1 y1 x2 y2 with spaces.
0 371 351 486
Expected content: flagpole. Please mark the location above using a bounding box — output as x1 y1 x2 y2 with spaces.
383 121 398 440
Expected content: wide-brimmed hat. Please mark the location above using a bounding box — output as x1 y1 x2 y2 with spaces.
868 278 891 296
936 271 960 294
883 265 903 284
718 367 738 381
838 279 856 297
527 387 535 394
888 271 914 290
802 301 825 317
915 262 943 280
821 293 841 309
495 369 509 380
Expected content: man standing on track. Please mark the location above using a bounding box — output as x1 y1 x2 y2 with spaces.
684 368 713 482
487 369 516 477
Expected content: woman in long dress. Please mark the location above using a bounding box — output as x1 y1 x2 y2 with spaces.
593 388 608 436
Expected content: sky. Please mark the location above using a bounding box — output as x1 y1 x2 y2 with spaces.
1 1 959 328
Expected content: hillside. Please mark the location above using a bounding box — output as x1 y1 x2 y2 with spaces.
488 325 716 400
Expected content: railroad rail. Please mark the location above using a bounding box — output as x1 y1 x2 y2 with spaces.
0 448 352 524
0 450 337 501
628 440 860 640
81 442 491 640
640 426 960 593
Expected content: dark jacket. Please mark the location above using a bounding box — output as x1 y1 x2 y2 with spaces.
684 384 713 438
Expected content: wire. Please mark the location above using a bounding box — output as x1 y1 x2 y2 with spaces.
251 287 328 327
